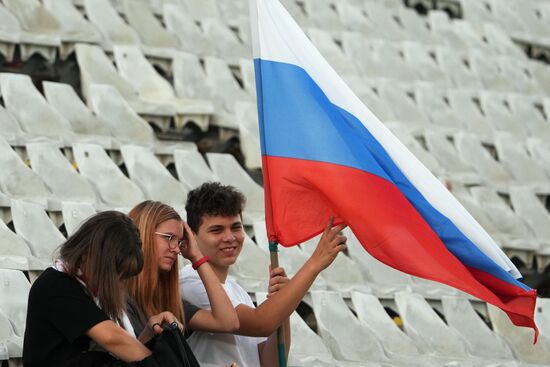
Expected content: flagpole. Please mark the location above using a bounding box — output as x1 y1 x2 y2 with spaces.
269 241 287 367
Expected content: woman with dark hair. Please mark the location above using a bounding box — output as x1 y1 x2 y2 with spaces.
127 200 238 336
23 211 182 367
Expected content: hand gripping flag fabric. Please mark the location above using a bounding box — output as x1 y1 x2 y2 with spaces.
250 0 538 339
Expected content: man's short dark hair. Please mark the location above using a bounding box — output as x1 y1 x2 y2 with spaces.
185 182 246 232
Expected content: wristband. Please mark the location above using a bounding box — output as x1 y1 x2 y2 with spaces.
192 256 209 270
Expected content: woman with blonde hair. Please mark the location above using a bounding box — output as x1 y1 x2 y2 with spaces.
127 200 239 336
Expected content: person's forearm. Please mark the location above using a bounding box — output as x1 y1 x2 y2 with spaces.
252 260 320 335
91 324 151 362
196 262 240 331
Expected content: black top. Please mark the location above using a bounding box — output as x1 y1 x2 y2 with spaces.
23 268 109 367
126 297 200 337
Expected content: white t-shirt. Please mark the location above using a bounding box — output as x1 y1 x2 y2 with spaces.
179 265 266 367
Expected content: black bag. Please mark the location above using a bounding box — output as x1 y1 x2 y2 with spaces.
65 327 200 367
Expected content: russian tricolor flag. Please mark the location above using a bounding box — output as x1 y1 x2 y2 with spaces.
250 0 538 339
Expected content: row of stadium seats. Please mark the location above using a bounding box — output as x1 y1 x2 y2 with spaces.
2 263 550 365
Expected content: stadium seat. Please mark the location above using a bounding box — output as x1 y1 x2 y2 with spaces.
26 142 97 208
122 0 179 52
228 234 269 292
302 0 345 32
0 106 25 146
479 92 527 138
494 132 548 187
310 291 387 363
341 34 385 78
162 4 217 57
0 269 30 339
333 2 368 33
0 309 22 359
87 84 156 146
527 138 550 177
255 292 335 366
73 143 145 209
446 90 493 140
402 43 451 87
11 199 65 262
235 102 261 169
509 187 550 247
487 304 550 364
389 129 444 176
173 150 218 190
201 19 250 65
363 2 407 42
2 0 61 62
536 298 550 336
0 137 50 207
396 7 441 46
468 50 511 92
375 81 430 127
0 217 46 271
441 296 514 359
507 94 550 140
394 291 469 359
413 84 463 132
0 4 20 62
113 45 213 132
42 0 102 57
435 48 483 90
530 62 550 96
120 145 189 207
488 0 531 43
0 73 72 143
454 132 511 185
238 59 256 96
280 0 311 28
350 292 424 360
61 201 96 236
482 23 525 58
84 0 140 50
306 28 360 78
75 44 178 127
180 0 220 19
372 42 417 83
350 82 398 123
42 81 114 149
497 57 540 95
424 132 480 185
206 153 264 224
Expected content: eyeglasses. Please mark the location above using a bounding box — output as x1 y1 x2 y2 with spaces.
155 232 186 249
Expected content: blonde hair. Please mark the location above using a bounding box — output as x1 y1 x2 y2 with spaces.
127 201 184 323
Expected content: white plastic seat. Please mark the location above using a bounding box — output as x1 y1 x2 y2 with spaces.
204 57 253 111
0 217 46 271
42 81 114 148
527 139 550 177
396 8 441 46
428 11 485 51
0 269 30 337
363 2 407 42
202 18 249 64
113 45 213 132
2 0 61 61
88 84 156 146
372 41 418 82
494 132 548 186
75 43 176 123
280 0 310 28
180 0 219 19
73 143 146 208
206 153 264 224
351 83 397 123
376 81 430 127
255 291 336 366
341 34 385 78
311 291 387 363
424 132 480 185
530 62 550 96
228 234 269 292
84 0 140 49
0 106 25 145
389 129 443 176
0 309 22 359
413 84 463 132
11 199 65 262
488 0 531 42
454 133 510 185
441 296 513 359
163 4 216 57
509 187 550 245
0 73 72 143
123 0 179 50
435 47 483 90
235 102 261 169
42 0 102 57
61 201 96 236
120 145 189 207
302 0 344 31
446 90 492 139
479 92 528 138
488 304 550 364
173 150 218 190
333 2 368 33
507 95 550 140
0 137 49 207
536 298 550 337
497 57 540 95
468 50 510 92
482 23 525 58
394 291 469 359
26 142 97 208
0 4 20 62
351 292 423 360
402 42 451 87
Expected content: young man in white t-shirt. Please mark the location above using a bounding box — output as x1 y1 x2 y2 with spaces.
180 182 347 367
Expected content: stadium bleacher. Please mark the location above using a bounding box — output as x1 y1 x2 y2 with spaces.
1 0 550 365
